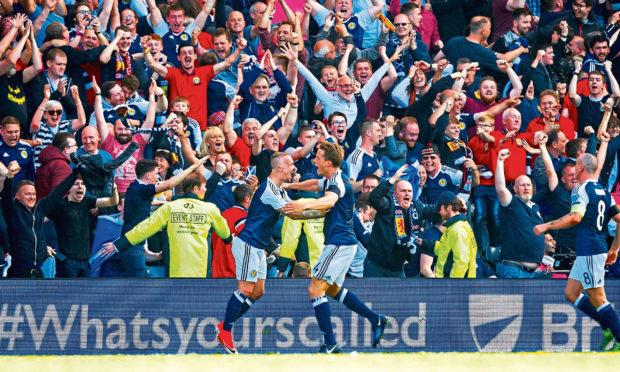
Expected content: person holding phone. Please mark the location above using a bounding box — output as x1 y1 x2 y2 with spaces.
68 2 92 48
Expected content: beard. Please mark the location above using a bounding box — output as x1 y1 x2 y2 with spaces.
116 133 133 144
480 93 497 105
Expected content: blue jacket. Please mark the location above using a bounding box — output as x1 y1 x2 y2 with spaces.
239 68 292 130
1 171 77 268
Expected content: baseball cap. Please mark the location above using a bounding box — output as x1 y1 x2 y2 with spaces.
435 191 458 212
422 144 439 157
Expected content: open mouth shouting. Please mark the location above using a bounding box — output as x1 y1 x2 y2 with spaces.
213 139 224 152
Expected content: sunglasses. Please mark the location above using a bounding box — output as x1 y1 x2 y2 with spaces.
394 23 410 27
77 10 89 15
47 109 63 116
422 155 437 160
331 121 346 126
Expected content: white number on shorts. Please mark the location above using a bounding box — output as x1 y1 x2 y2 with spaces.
596 200 605 231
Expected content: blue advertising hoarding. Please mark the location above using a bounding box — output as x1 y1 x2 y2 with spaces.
0 279 617 354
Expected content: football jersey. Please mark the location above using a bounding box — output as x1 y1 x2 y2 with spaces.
347 147 380 182
570 179 619 256
0 140 35 184
314 8 372 49
237 177 290 249
150 20 197 68
319 169 357 246
423 165 462 204
203 169 246 212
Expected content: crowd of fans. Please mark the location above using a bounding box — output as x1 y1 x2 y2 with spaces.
0 0 619 279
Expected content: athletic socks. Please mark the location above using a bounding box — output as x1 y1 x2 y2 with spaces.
574 294 606 329
334 288 379 325
236 297 255 321
223 290 248 331
312 296 336 345
597 302 620 341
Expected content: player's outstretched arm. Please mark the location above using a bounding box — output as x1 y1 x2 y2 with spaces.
533 211 582 236
282 178 321 192
284 208 329 220
283 192 338 214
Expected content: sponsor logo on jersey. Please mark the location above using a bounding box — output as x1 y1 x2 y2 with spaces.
469 294 523 352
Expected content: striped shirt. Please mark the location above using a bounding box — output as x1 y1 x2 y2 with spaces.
32 120 72 169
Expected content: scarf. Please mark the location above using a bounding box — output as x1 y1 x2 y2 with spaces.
393 195 418 250
116 52 132 76
387 33 413 74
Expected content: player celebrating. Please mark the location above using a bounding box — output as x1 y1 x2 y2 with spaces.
534 153 620 351
216 152 326 354
282 141 389 353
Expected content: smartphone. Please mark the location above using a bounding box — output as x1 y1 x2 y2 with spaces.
245 165 256 178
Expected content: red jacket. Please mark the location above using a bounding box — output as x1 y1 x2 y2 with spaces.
211 205 247 278
35 145 71 199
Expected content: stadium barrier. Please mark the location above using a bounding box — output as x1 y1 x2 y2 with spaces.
0 279 617 354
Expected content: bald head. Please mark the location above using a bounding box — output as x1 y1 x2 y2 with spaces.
228 10 244 21
577 153 597 174
513 175 533 202
81 126 101 154
314 40 335 58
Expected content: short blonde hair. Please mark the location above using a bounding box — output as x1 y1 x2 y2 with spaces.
199 126 225 157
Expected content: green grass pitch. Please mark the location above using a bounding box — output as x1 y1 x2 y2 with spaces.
2 352 619 372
